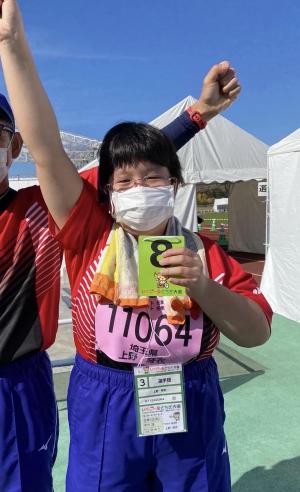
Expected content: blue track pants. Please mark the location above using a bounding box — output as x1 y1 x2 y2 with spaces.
67 354 230 491
0 352 58 492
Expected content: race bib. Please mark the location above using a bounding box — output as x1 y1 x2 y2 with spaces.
95 298 203 365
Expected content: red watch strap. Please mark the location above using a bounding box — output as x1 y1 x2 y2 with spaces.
186 107 207 130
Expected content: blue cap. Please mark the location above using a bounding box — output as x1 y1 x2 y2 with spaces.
0 93 15 132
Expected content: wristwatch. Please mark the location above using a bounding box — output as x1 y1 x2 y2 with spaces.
186 107 207 130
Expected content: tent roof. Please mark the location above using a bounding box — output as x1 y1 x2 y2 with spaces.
81 96 269 184
151 96 268 184
80 158 98 172
268 128 300 156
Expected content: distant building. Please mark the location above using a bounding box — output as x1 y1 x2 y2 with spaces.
213 198 228 212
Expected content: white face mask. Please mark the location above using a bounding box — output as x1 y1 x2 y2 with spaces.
111 185 175 231
0 148 9 183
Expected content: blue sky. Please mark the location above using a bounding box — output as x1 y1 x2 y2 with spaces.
1 0 300 151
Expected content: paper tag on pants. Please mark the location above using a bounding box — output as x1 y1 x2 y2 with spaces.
134 363 187 437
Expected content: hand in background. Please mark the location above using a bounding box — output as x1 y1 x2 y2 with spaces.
192 61 241 122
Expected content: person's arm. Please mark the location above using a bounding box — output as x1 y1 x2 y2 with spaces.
0 0 82 229
159 245 271 348
161 111 200 151
191 275 270 347
162 61 241 151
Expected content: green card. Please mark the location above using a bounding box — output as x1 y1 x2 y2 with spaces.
138 235 186 297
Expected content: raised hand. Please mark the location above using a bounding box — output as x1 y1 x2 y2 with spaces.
0 0 23 44
192 61 241 121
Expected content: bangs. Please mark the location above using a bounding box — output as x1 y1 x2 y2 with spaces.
105 125 171 169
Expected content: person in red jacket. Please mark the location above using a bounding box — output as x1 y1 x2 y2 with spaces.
0 89 229 491
0 3 270 492
47 122 271 492
0 94 61 491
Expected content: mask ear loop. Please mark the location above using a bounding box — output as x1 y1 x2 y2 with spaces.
5 133 16 172
8 132 14 148
138 302 172 367
107 186 116 218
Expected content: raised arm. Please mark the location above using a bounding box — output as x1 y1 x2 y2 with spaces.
0 0 83 228
162 61 241 150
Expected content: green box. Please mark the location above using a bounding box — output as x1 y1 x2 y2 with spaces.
138 235 186 297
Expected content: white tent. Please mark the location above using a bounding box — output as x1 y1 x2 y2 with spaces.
261 129 300 322
79 96 269 253
151 96 268 252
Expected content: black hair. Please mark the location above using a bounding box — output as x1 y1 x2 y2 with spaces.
97 122 184 203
